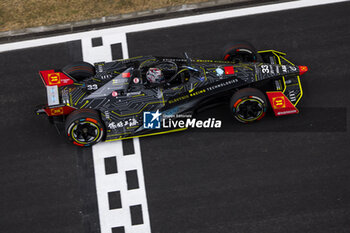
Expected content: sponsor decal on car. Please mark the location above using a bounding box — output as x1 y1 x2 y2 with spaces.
108 118 138 129
189 89 206 97
44 106 76 116
216 68 224 76
143 110 221 129
48 73 61 85
143 110 162 129
50 107 64 115
272 96 286 109
168 95 190 104
162 118 221 128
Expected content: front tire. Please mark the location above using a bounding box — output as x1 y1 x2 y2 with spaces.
65 109 105 147
230 88 267 123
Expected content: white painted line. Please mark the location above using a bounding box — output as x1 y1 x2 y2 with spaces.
81 33 151 233
0 0 348 53
81 33 127 63
92 139 151 233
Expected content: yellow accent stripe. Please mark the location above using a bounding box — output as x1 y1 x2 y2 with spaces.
132 94 145 98
80 100 89 109
294 75 303 106
272 51 287 93
69 94 73 106
139 58 156 68
112 83 129 85
280 56 295 66
272 51 303 107
286 83 300 87
189 82 198 93
119 56 144 61
258 50 286 56
127 126 139 129
172 86 184 90
105 128 187 142
74 93 86 106
161 89 165 104
111 101 164 117
200 66 207 81
234 64 253 70
107 132 131 137
272 51 282 64
177 68 189 75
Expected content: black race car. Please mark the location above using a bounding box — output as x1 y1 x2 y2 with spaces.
35 42 308 146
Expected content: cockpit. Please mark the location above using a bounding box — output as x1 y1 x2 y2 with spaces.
139 60 192 88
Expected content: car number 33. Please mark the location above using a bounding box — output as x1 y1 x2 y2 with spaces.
261 65 270 74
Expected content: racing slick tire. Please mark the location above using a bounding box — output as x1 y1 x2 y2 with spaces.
62 61 96 81
65 109 105 147
230 88 267 123
223 41 259 63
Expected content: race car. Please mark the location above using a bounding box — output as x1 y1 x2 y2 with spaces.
35 42 308 146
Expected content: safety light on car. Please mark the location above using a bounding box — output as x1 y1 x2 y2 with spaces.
298 66 308 75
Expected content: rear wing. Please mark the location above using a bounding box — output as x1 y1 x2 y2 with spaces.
39 70 75 87
36 70 76 116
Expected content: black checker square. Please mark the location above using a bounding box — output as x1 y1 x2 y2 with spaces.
130 204 144 225
108 191 122 210
91 37 103 47
122 139 135 156
112 226 125 233
111 43 123 60
126 170 139 190
104 156 118 175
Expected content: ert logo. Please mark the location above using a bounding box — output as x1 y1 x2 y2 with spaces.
50 107 63 115
272 96 286 109
48 73 61 85
143 110 162 129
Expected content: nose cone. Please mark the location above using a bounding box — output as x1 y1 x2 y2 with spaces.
298 66 308 75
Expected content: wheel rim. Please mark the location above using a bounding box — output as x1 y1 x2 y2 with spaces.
71 120 100 144
235 98 264 122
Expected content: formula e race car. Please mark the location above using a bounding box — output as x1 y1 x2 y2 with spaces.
35 42 308 146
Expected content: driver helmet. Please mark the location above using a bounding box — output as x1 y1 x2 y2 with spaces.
146 68 164 83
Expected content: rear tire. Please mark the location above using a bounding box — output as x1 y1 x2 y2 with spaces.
65 109 105 147
62 61 95 82
230 88 267 123
223 41 259 63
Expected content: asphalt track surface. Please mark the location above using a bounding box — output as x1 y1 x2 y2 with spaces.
1 1 350 233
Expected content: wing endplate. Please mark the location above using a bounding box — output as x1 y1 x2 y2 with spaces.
266 91 299 116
